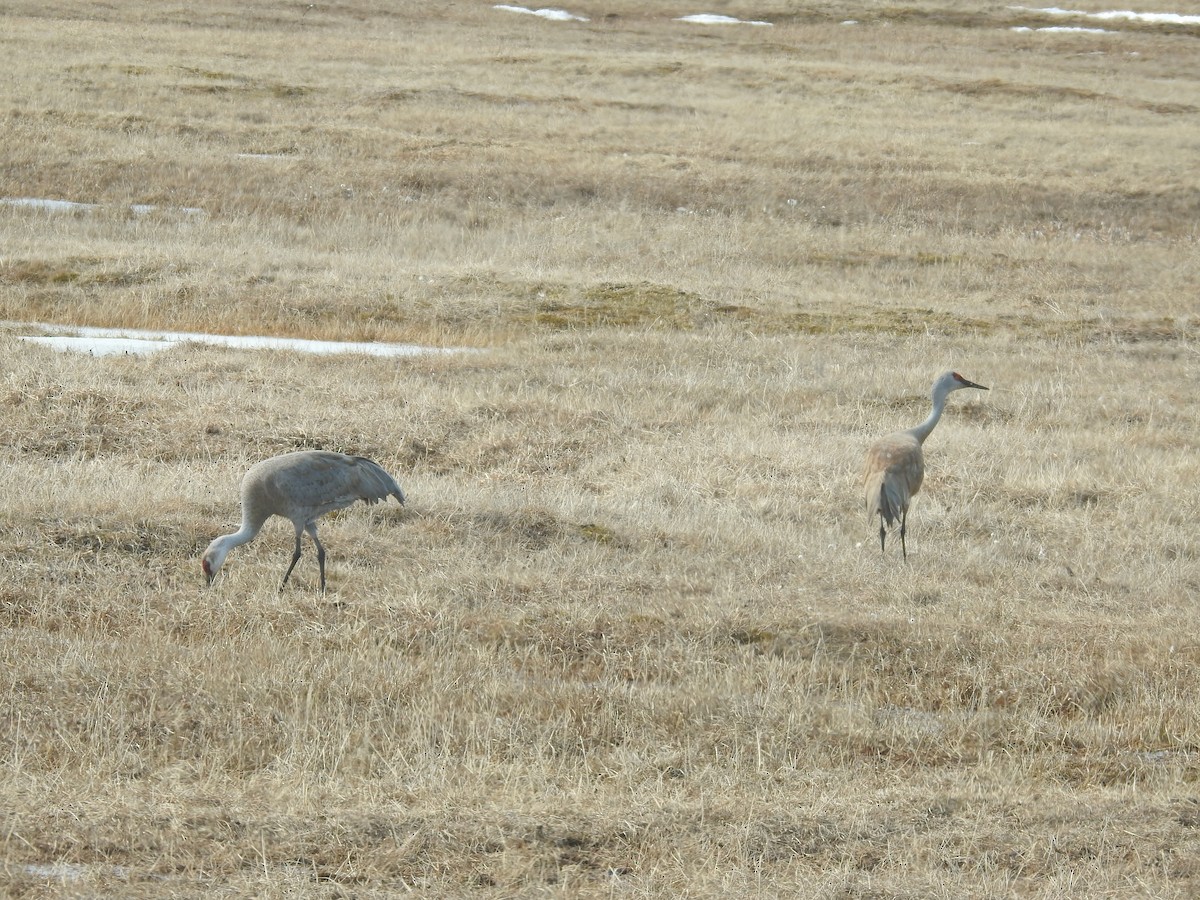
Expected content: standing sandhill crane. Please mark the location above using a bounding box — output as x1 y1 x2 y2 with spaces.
202 450 406 591
864 371 988 559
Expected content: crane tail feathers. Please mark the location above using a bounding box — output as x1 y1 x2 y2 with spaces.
864 470 886 523
352 457 407 506
864 470 904 527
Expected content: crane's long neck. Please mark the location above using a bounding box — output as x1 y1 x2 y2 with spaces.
204 508 271 583
908 385 950 445
223 521 261 549
216 513 267 554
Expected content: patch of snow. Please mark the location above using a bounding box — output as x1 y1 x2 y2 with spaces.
494 5 589 22
1 197 205 217
14 324 470 358
1011 24 1113 32
131 203 205 216
1090 8 1200 24
1 197 97 213
1009 6 1200 26
23 862 130 880
21 336 178 357
677 14 773 26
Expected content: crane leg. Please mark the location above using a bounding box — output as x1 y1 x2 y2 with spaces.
878 516 887 554
281 530 304 589
899 509 908 561
306 523 327 593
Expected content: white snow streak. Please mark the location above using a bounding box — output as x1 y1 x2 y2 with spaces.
493 5 588 22
1010 6 1200 26
13 324 468 358
677 14 772 26
1 197 205 216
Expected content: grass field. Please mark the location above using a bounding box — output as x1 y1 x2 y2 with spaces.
2 1 1199 896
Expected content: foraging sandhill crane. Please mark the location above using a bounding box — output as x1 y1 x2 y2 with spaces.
202 450 406 591
864 371 987 558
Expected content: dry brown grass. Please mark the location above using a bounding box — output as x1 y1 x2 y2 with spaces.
2 1 1200 896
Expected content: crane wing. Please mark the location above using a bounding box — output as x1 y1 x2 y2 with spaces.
246 451 405 526
295 453 404 518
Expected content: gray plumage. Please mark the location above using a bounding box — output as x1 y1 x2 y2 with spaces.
864 371 987 558
202 450 406 591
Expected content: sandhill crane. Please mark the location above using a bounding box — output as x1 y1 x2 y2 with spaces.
202 450 406 591
864 371 987 558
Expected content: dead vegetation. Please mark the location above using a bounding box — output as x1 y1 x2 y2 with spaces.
1 1 1199 896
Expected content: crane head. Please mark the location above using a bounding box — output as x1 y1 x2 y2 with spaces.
950 372 988 391
202 537 230 586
